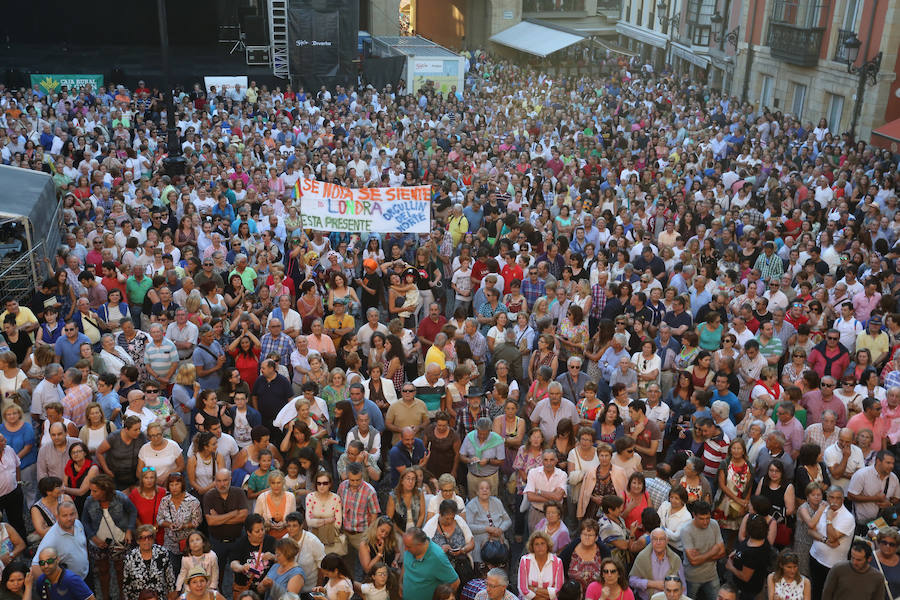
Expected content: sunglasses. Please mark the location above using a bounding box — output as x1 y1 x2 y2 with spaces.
145 388 159 393
881 540 899 547
602 568 619 574
142 466 156 472
316 481 330 486
139 534 154 540
821 383 835 387
38 558 56 566
827 336 839 341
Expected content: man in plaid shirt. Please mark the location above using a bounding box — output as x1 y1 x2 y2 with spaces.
458 388 488 437
520 267 546 311
259 318 294 367
753 241 784 284
337 462 380 577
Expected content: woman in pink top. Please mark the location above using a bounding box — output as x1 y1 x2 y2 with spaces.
585 558 635 600
517 531 563 600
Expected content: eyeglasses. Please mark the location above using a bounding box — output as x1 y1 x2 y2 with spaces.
64 327 75 332
38 558 56 566
881 540 899 547
138 534 154 540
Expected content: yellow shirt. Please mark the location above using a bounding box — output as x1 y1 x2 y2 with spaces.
0 307 38 342
856 330 889 360
323 313 355 346
424 345 446 371
448 215 468 247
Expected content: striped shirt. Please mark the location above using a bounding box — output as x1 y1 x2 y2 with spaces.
62 384 93 427
336 479 379 533
702 432 730 479
144 339 179 381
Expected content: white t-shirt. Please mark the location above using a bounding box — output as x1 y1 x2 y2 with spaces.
138 439 182 481
809 505 854 567
426 494 466 517
823 442 866 490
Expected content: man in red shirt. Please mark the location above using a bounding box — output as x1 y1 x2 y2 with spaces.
470 248 490 289
500 252 523 295
100 261 127 299
416 303 447 351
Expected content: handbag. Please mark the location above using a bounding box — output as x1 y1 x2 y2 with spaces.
774 521 792 546
171 417 189 444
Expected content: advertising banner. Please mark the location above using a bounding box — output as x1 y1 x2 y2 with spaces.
298 179 431 233
203 76 249 95
30 74 104 94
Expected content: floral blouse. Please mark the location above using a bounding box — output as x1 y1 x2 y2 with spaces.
157 493 202 555
117 330 150 380
569 546 604 593
558 320 588 359
512 447 543 494
122 544 175 600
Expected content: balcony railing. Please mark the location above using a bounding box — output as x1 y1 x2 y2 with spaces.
523 0 585 12
768 22 825 66
834 28 854 62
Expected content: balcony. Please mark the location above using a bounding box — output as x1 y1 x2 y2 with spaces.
768 22 825 66
833 28 853 62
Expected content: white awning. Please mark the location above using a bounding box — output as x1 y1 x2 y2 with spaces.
616 22 667 49
670 43 710 68
489 21 585 58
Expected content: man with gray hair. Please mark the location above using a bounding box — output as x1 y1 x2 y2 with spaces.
412 361 446 416
356 307 389 363
460 416 505 498
31 363 65 423
754 430 795 481
556 356 590 403
710 400 736 440
473 567 516 600
228 253 257 291
599 333 631 382
530 381 579 440
144 322 179 387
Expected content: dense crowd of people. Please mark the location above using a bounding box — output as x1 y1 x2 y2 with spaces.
1 48 900 600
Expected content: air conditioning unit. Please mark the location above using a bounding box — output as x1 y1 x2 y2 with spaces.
246 46 270 66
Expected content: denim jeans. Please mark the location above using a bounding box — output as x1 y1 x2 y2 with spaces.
686 578 720 600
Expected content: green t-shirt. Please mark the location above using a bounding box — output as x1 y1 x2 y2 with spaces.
402 541 458 600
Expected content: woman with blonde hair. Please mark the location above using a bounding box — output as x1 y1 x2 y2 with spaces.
517 531 564 600
172 363 200 429
321 368 349 421
359 514 402 573
79 402 116 452
254 470 296 539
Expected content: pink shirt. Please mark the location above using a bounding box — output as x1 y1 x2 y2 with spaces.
847 412 889 451
852 290 882 322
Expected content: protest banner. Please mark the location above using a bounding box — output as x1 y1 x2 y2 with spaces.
298 178 431 233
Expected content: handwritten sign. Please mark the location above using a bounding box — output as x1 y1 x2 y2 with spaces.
298 179 431 233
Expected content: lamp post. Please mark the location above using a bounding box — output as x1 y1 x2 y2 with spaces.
657 0 675 71
157 0 186 178
843 32 882 143
710 13 739 49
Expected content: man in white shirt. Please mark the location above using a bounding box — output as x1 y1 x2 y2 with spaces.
847 450 900 524
763 280 789 313
824 428 865 490
833 302 863 353
187 419 239 469
267 294 302 339
523 449 567 531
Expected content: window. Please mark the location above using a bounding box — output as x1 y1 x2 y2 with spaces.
791 82 807 119
637 7 643 26
827 94 844 133
759 75 774 108
842 0 860 30
627 3 632 21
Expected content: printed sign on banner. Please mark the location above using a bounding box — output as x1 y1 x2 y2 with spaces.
298 179 431 233
30 74 104 95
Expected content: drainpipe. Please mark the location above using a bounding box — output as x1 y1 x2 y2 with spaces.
740 0 757 104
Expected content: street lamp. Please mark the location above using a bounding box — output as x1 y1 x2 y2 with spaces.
657 0 675 29
710 13 739 49
157 0 186 178
843 32 882 142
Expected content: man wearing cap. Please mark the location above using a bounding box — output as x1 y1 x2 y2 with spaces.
323 298 355 347
856 315 890 367
460 417 505 498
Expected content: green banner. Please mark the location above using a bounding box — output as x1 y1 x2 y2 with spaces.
30 74 104 95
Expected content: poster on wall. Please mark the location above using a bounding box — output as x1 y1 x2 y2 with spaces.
411 59 460 95
298 179 431 233
30 74 104 95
